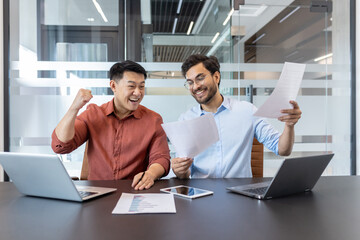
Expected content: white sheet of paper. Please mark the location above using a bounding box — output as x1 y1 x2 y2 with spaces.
112 193 176 214
161 114 219 158
254 62 306 118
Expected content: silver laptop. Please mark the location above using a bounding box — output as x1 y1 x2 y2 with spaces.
227 153 334 200
0 152 117 202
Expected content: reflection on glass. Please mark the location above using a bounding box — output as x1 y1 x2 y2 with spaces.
8 0 352 177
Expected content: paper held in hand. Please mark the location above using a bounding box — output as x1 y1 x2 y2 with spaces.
253 62 306 118
161 114 219 158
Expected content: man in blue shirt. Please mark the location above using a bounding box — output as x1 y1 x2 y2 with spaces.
172 54 302 179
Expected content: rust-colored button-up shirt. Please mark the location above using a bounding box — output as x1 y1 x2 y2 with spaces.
51 99 170 180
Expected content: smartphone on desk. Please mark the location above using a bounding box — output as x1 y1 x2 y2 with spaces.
160 185 213 199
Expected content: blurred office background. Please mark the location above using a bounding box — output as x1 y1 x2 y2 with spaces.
0 0 359 179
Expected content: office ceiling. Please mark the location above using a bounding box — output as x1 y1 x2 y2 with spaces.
153 45 211 62
243 1 332 64
151 0 206 33
43 0 333 64
151 0 333 64
43 0 119 26
150 0 209 62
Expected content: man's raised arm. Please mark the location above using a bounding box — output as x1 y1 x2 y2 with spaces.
55 89 93 142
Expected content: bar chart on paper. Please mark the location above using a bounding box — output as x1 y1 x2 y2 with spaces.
129 195 156 212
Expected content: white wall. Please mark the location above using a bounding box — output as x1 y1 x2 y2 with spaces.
0 0 4 181
356 1 360 175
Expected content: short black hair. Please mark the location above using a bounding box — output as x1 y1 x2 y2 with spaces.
181 54 221 86
109 60 147 82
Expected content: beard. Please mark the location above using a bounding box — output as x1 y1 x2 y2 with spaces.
191 84 218 105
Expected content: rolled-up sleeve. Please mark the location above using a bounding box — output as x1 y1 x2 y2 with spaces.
147 116 171 177
51 116 89 154
254 118 280 155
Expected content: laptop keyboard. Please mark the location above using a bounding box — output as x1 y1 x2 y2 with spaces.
243 187 268 195
79 191 97 198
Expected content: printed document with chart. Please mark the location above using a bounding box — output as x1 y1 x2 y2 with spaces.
112 193 176 214
254 62 306 118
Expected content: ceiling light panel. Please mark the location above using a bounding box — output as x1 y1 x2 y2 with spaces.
151 0 205 33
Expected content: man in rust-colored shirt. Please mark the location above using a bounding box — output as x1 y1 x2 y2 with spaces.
51 60 170 190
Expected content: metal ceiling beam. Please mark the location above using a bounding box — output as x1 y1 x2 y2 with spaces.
153 35 213 46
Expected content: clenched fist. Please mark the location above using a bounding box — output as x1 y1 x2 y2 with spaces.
70 89 93 111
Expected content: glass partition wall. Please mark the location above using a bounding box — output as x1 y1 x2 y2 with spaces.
233 0 351 176
6 0 352 177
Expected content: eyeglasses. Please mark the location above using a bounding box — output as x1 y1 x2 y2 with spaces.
184 74 209 90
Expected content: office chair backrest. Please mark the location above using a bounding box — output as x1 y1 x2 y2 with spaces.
80 141 89 180
251 138 264 178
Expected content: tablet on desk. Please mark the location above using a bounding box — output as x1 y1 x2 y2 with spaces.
160 185 213 199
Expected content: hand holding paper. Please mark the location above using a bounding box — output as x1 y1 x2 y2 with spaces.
277 100 302 127
254 62 306 118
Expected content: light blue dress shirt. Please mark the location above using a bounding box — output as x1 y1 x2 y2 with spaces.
178 96 280 178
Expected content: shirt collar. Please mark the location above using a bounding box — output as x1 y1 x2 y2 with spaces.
104 98 142 119
196 95 232 116
221 96 232 110
132 107 142 119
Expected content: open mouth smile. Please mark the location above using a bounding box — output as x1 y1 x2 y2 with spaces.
193 88 206 98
